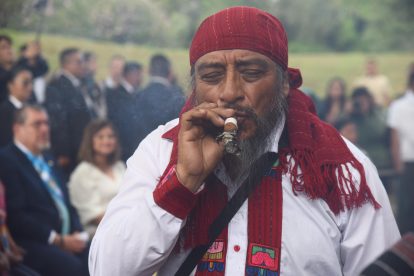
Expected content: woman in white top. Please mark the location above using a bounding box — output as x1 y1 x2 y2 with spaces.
69 119 125 236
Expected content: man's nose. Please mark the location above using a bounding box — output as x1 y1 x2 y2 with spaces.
218 73 244 106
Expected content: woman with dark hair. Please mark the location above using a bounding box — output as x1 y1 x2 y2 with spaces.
69 119 125 236
0 65 33 148
320 77 347 125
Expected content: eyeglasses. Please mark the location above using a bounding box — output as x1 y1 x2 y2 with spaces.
27 120 49 129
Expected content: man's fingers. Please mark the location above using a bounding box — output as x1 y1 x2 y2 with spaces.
181 107 235 130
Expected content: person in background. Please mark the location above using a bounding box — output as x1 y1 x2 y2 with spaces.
0 180 41 276
387 72 414 234
44 48 93 177
320 77 348 125
350 87 392 189
136 54 185 144
106 61 143 161
17 41 49 104
0 105 89 276
0 35 15 104
69 119 125 236
102 55 125 91
0 65 33 148
81 51 106 119
353 59 392 107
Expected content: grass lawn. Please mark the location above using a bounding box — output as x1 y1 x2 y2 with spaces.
2 29 413 98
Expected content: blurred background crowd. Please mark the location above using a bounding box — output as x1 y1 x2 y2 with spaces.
0 0 413 275
0 35 186 275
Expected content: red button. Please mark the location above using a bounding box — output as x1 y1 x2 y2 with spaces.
234 245 240 252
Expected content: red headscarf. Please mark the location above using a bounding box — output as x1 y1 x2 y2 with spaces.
189 6 303 89
158 6 380 252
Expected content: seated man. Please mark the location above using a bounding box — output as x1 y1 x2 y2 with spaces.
0 105 89 276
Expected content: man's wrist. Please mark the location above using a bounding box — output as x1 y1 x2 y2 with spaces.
175 164 203 193
153 165 200 219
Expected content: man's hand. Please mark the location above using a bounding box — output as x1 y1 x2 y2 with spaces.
62 233 87 253
176 103 234 192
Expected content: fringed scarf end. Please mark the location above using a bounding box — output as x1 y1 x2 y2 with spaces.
280 149 381 215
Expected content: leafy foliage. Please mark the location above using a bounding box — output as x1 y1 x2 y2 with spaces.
2 0 414 51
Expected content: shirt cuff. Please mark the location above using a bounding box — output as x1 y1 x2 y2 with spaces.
48 230 57 244
153 165 199 220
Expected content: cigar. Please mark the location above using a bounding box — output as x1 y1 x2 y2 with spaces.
224 117 238 132
216 117 241 155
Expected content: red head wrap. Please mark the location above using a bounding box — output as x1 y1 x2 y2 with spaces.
189 6 302 88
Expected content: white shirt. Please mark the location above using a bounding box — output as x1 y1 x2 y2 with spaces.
9 95 23 109
61 70 81 87
120 79 136 94
104 77 116 89
89 119 400 276
33 77 46 104
387 90 414 161
69 161 125 236
353 74 392 107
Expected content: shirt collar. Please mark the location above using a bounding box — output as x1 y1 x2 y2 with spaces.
61 70 80 87
9 95 23 108
14 140 40 158
121 79 135 94
105 77 116 88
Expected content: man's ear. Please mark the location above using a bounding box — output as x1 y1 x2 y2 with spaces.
12 123 20 138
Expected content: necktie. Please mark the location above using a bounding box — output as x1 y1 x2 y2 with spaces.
25 152 70 235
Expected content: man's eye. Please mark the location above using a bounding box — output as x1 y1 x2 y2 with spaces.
200 72 223 83
242 70 263 81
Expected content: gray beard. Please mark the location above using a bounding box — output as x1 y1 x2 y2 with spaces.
223 91 287 184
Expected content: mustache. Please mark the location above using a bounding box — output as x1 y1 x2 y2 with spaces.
223 104 258 120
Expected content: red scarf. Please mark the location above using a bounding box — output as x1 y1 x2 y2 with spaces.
156 85 380 275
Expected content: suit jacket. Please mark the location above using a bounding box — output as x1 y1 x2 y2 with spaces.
106 85 142 161
44 74 93 168
0 100 16 148
0 144 82 244
0 65 9 104
137 81 185 140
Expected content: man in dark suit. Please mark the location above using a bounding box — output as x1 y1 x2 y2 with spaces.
136 54 185 142
106 61 143 161
0 105 89 276
44 48 93 176
0 65 33 148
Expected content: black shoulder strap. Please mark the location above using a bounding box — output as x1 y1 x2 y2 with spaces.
175 152 279 276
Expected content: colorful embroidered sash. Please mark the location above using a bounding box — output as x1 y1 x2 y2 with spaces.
193 163 283 276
